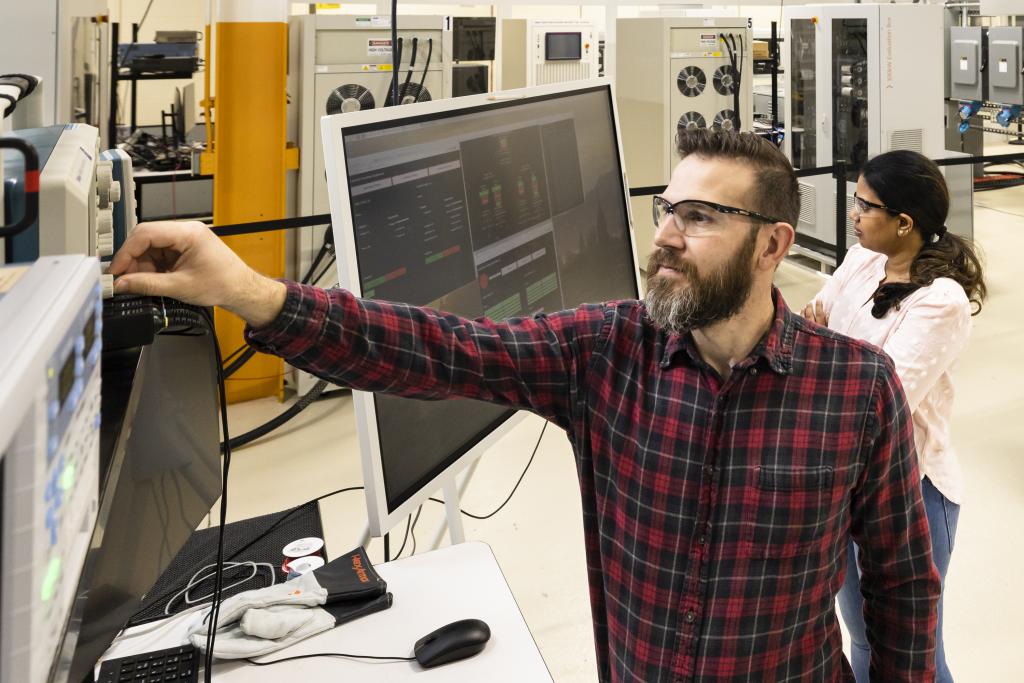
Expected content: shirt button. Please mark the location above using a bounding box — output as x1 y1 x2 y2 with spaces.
702 464 713 476
750 367 759 376
684 610 696 623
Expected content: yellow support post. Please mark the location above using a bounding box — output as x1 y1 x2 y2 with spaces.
213 0 289 403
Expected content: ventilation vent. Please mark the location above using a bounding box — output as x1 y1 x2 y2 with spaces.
326 84 375 115
385 82 430 107
889 129 924 153
799 182 816 227
712 109 738 132
713 65 738 95
677 111 707 131
535 62 591 86
677 66 707 97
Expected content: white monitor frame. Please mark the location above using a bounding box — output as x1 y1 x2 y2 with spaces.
321 78 642 539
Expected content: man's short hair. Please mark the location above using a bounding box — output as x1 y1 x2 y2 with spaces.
675 129 800 228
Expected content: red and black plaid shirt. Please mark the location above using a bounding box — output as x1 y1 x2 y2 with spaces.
247 283 939 682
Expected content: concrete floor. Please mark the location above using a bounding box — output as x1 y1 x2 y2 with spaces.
220 178 1024 681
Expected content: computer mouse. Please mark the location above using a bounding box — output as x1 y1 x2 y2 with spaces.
413 618 491 668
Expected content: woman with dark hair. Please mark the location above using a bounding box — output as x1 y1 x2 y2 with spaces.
803 149 986 683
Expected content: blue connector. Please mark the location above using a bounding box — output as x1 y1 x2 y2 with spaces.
996 105 1022 128
958 101 983 121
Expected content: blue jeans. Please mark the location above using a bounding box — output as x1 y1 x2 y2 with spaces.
837 476 959 682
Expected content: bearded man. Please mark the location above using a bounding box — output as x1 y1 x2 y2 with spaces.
110 130 939 682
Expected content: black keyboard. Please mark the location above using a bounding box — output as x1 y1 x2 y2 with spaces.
96 644 199 683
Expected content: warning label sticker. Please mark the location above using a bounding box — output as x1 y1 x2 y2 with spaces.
699 33 718 46
368 39 392 57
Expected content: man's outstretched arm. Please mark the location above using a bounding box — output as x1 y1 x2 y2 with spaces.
110 221 608 427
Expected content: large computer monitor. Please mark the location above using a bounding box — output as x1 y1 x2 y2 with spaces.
321 80 641 536
63 332 221 683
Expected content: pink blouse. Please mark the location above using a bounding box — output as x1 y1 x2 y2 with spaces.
810 244 972 504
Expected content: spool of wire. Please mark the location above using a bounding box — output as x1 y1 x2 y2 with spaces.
282 537 326 578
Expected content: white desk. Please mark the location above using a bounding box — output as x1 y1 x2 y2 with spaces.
99 541 553 682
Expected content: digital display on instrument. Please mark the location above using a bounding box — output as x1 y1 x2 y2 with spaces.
545 32 582 61
59 352 75 409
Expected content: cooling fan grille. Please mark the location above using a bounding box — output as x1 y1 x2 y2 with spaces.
397 82 432 105
676 66 707 97
713 65 738 96
677 112 707 132
712 109 739 132
326 84 376 115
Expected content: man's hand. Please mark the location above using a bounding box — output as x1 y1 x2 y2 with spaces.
801 299 829 327
108 221 287 329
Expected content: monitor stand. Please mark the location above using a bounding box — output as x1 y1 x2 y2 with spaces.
358 457 483 553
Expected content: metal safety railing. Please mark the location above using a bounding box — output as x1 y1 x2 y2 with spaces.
193 152 1024 270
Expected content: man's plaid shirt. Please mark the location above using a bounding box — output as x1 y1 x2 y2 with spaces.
247 283 939 682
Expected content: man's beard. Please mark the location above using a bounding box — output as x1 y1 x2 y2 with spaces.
644 229 759 334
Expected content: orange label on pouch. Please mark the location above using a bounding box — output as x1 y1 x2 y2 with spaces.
352 555 370 583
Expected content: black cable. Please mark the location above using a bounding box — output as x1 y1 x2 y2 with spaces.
410 505 423 557
719 33 736 131
726 34 740 131
735 34 744 131
428 421 548 521
219 260 340 449
303 241 330 287
393 513 413 558
389 0 399 107
221 378 330 452
246 652 414 666
158 306 230 683
220 343 247 367
222 231 332 378
398 37 418 105
221 347 256 379
309 254 337 288
415 38 434 102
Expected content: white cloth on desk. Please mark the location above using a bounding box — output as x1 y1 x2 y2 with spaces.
186 571 336 659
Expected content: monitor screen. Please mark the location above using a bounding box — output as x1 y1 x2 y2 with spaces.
65 334 221 682
452 64 489 98
336 84 638 514
453 17 496 62
545 32 582 61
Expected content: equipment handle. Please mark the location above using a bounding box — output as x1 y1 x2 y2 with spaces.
0 136 40 238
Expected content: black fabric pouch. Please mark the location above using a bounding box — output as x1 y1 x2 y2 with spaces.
322 592 394 626
312 546 388 603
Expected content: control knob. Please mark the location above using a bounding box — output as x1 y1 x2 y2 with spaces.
97 232 114 258
100 273 115 299
96 162 114 209
96 209 113 235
